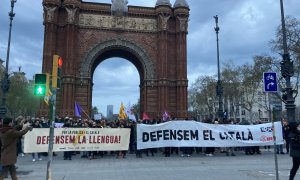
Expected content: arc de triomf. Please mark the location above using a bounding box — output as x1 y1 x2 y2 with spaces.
40 0 189 119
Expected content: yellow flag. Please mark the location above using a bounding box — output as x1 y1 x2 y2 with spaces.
118 102 127 119
43 90 52 105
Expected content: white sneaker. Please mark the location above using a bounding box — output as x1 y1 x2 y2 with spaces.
21 153 25 157
181 154 185 157
187 154 191 157
39 158 42 161
32 158 36 162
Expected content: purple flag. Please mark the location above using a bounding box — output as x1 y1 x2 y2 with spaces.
162 111 170 121
75 102 82 117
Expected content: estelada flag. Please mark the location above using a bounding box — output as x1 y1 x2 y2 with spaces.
142 112 151 120
118 102 127 119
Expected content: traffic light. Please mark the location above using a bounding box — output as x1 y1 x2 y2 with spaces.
52 55 63 89
34 74 47 96
45 73 50 92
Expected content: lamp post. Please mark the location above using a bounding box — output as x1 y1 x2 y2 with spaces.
258 109 262 120
214 15 223 120
279 0 296 123
0 0 17 118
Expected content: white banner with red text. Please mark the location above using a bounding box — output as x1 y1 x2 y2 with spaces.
24 128 130 153
137 121 283 150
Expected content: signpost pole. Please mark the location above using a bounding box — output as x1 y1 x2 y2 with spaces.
263 72 279 180
271 104 279 180
46 89 56 180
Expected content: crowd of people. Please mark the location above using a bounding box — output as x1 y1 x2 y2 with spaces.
1 115 300 179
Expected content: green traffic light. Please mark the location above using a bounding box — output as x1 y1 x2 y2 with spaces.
34 85 46 96
34 73 47 96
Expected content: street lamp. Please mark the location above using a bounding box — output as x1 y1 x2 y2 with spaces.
214 15 223 120
258 109 262 120
279 0 296 123
0 0 17 118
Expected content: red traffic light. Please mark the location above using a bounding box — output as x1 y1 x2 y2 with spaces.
58 57 63 68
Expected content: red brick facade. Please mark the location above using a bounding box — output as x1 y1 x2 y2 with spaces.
40 0 189 119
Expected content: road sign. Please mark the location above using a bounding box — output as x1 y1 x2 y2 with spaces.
263 72 278 92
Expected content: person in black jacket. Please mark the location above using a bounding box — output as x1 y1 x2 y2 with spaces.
283 119 291 154
63 118 72 160
289 122 300 180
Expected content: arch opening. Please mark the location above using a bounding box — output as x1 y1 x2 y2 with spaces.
80 39 154 119
80 39 155 81
92 57 140 118
91 48 145 83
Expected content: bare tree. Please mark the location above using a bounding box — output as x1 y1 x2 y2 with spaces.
221 60 243 120
270 16 300 99
188 75 217 120
238 56 272 123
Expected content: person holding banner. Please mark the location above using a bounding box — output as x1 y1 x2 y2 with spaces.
116 120 128 159
204 119 216 157
31 120 43 162
0 117 32 180
134 121 143 158
88 121 98 160
289 122 300 180
63 118 72 160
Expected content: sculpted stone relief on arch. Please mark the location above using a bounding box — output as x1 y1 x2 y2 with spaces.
65 7 78 24
43 5 57 22
79 14 157 32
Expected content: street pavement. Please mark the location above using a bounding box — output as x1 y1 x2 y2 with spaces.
13 149 298 180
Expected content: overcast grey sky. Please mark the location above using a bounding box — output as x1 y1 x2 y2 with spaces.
0 0 299 115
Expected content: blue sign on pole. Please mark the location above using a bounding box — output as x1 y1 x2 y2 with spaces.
263 72 278 92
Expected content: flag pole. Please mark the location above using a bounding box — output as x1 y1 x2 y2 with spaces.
75 102 91 120
80 107 91 120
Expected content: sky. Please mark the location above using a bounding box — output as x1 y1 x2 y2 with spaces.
0 0 299 115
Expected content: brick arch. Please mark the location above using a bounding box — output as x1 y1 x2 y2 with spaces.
40 0 189 119
80 38 155 80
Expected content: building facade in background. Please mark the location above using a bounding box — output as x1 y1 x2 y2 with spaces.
197 82 298 123
107 105 113 119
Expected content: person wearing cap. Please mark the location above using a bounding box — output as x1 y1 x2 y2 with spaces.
0 117 32 180
289 122 300 180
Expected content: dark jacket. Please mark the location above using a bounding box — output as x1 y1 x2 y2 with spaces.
283 124 290 140
0 126 31 166
289 130 300 158
0 138 2 159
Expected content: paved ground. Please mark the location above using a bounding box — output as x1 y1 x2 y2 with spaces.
12 149 299 180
